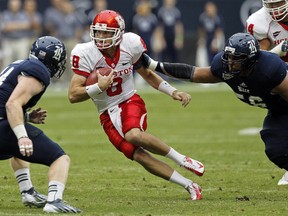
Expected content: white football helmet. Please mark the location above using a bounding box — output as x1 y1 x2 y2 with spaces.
262 0 288 21
90 10 125 50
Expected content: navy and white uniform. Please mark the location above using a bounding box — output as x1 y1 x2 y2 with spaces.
0 58 65 165
211 50 288 169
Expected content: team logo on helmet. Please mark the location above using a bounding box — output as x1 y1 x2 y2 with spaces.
30 36 66 78
222 33 259 76
115 15 125 30
53 46 64 61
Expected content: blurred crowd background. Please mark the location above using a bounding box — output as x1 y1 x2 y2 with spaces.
0 0 262 86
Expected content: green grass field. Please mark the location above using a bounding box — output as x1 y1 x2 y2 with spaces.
1 83 287 216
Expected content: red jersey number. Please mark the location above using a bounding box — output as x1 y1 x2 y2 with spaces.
72 55 80 68
106 77 123 96
247 24 254 35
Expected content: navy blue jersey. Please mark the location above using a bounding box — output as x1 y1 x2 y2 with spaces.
0 58 65 165
0 58 50 118
211 51 288 115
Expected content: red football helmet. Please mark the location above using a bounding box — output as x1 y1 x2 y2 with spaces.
262 0 288 21
90 10 125 50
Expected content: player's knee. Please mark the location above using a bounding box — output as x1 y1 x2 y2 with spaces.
133 148 150 163
124 128 142 144
56 154 70 166
62 154 70 164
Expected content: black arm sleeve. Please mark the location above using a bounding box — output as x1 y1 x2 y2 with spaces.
141 53 195 81
156 62 195 81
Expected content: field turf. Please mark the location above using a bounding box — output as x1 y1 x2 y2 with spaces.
0 83 287 216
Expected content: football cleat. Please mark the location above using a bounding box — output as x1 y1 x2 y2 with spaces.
43 199 82 213
21 187 47 208
181 157 205 176
278 171 288 185
186 182 202 200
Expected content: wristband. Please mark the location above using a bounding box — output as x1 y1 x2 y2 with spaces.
86 83 102 98
12 124 28 140
158 81 177 96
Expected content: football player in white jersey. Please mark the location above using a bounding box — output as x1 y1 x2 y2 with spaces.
68 10 204 200
247 0 288 185
246 0 288 62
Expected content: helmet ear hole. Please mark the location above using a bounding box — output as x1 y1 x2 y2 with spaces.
30 36 67 78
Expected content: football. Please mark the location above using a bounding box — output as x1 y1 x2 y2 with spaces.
85 67 113 86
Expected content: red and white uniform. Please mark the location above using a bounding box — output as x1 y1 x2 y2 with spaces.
71 32 146 114
71 32 148 159
246 7 288 62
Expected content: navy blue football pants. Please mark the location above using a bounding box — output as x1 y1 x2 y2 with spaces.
261 113 288 170
0 119 65 166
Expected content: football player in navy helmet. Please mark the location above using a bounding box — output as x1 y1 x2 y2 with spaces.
144 32 288 186
0 36 81 213
29 36 67 78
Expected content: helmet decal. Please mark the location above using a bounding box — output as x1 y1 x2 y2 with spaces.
53 45 64 61
115 15 125 30
248 40 258 54
224 46 236 54
38 50 47 60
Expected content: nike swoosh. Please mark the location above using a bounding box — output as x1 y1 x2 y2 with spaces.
110 108 115 113
122 62 129 66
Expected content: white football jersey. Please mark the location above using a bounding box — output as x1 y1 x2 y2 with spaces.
246 7 288 62
71 32 147 113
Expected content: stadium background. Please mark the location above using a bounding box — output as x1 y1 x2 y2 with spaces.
2 1 288 215
0 0 259 64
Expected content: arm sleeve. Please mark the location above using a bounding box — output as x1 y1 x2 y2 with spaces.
156 62 195 81
142 53 195 81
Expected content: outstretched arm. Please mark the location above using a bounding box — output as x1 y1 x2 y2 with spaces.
142 53 221 83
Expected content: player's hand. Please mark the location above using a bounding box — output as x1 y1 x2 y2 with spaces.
172 90 191 107
18 137 33 157
98 71 114 91
281 40 288 52
29 107 47 124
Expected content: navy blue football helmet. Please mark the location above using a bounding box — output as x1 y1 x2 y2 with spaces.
29 36 67 78
222 33 259 76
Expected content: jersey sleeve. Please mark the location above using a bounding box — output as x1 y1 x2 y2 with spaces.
246 8 270 40
70 44 91 77
22 58 50 87
125 32 147 65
